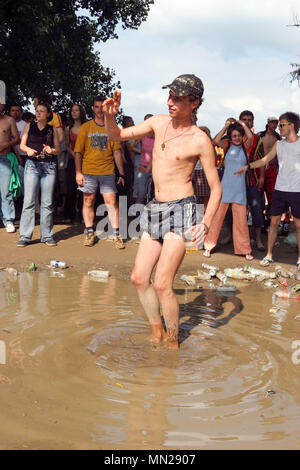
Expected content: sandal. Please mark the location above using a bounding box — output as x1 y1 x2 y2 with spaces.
203 249 211 258
260 256 274 267
246 253 254 261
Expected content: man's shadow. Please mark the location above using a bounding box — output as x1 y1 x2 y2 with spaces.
174 287 244 345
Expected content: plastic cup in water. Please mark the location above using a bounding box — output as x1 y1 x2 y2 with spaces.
50 260 68 269
88 270 110 279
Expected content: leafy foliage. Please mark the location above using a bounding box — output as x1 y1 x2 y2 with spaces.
0 0 154 113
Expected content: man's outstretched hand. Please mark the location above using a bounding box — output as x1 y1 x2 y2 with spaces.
234 165 248 176
103 90 121 116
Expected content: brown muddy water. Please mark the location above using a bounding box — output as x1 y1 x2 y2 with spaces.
0 267 300 450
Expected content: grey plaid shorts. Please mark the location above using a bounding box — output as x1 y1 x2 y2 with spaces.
140 195 199 242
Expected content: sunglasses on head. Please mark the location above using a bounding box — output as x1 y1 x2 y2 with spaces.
278 122 291 128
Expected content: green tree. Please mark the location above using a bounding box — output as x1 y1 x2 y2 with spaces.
290 63 300 85
0 0 154 112
288 14 300 85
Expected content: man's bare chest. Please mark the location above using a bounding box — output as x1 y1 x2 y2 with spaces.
263 135 277 153
0 122 11 141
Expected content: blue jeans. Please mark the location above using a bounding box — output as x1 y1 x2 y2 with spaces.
136 169 152 204
19 160 57 242
246 185 264 227
0 155 15 225
18 164 25 195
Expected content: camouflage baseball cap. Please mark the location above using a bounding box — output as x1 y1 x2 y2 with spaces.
162 74 204 99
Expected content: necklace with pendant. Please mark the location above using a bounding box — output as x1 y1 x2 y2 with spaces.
161 121 190 151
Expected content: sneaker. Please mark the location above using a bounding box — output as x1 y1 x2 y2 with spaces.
17 239 28 247
114 236 125 249
44 238 57 246
84 232 95 247
6 223 16 233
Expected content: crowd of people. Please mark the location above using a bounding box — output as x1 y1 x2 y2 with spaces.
0 90 299 261
0 75 300 348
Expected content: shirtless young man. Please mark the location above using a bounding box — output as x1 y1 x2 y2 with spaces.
103 75 222 349
258 117 280 217
0 101 20 232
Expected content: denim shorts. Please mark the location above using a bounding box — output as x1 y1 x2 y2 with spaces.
140 195 200 241
78 174 117 194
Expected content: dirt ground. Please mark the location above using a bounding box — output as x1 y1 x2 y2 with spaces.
0 218 298 280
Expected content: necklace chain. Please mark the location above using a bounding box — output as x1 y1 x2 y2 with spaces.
161 120 190 151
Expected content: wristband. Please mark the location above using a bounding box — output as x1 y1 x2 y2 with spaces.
247 163 251 170
119 174 125 178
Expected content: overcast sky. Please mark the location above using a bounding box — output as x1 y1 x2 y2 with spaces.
97 0 300 135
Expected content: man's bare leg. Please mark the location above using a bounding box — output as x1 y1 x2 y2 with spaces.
131 233 166 343
265 215 281 259
82 193 96 227
102 192 119 229
255 226 264 250
294 217 300 264
153 232 186 350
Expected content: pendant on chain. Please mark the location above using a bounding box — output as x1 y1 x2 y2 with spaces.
161 143 165 151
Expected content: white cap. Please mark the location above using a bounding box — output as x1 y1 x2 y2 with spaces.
267 116 278 122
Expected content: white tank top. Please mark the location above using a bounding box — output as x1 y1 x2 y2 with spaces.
275 138 300 192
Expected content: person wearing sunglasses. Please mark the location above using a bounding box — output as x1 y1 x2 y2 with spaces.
235 112 300 270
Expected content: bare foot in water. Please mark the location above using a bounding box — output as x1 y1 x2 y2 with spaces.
150 324 167 343
167 327 179 350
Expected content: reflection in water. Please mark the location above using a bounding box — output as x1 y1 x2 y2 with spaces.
0 270 300 449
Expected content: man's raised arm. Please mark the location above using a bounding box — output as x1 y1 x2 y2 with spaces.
234 142 278 175
103 91 154 141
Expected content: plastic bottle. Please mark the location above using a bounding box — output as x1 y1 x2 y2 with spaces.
50 260 68 269
291 283 300 293
202 264 218 277
197 270 212 281
88 270 110 279
244 266 276 279
274 267 292 278
277 277 288 287
263 280 278 288
216 272 227 283
6 267 18 276
213 285 236 292
224 268 254 281
180 274 196 286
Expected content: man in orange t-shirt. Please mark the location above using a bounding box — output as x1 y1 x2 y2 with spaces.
75 95 125 249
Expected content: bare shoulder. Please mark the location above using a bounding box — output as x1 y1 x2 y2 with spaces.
0 115 13 126
194 126 213 150
150 114 170 129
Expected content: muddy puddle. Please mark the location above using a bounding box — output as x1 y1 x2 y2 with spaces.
0 267 300 450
